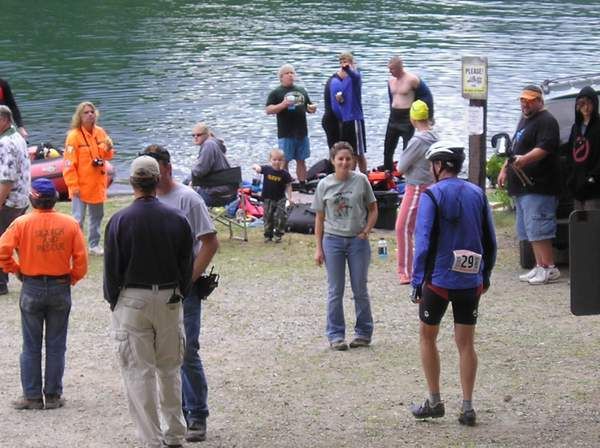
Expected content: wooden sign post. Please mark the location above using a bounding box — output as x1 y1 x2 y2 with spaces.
462 56 488 189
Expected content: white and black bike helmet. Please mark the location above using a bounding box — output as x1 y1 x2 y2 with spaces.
425 141 465 172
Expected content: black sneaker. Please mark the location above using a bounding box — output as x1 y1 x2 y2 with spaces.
329 340 349 351
349 337 371 348
458 408 476 426
12 397 44 410
185 418 207 442
44 394 65 410
162 442 183 448
410 399 445 419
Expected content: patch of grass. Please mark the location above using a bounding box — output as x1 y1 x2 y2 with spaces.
492 208 515 231
489 188 513 209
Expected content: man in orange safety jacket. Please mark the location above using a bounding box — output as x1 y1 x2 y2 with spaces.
0 178 88 410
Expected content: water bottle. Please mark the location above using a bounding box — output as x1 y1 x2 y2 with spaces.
377 238 388 260
252 174 262 193
286 94 296 111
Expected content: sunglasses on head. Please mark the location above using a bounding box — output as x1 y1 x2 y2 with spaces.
138 150 170 163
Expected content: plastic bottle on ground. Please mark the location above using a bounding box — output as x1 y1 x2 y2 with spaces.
377 238 388 260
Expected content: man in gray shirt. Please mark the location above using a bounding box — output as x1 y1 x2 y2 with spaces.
144 145 219 443
0 105 31 295
190 122 237 206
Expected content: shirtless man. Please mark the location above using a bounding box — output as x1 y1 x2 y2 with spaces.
383 56 434 171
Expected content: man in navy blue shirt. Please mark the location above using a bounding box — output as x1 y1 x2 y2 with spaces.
104 155 193 448
330 52 367 173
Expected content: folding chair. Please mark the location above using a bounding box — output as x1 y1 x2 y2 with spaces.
192 166 248 241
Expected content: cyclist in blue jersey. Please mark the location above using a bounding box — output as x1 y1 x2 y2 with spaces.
409 142 497 427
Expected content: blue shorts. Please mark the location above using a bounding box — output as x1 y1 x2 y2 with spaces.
515 194 557 241
278 137 310 161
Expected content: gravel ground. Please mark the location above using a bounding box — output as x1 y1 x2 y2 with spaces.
1 200 599 447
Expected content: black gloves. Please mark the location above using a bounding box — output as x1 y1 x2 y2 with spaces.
410 285 422 304
193 267 219 300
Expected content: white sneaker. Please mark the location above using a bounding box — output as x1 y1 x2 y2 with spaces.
546 266 561 281
89 245 104 256
528 266 560 285
519 266 540 282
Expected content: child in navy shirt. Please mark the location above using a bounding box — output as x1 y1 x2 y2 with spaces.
252 149 293 242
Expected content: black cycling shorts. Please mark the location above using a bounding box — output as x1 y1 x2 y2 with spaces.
419 283 482 326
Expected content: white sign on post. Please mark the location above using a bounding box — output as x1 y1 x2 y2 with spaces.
462 56 488 100
467 106 484 135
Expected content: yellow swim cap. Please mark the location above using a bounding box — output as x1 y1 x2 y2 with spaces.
47 148 61 158
410 100 429 121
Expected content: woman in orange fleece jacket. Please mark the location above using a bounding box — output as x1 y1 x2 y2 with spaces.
63 102 114 255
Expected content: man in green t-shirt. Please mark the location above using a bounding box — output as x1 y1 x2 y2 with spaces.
265 64 317 183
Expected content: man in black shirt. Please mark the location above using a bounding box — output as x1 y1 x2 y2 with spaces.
265 64 317 183
0 78 28 138
321 75 339 150
498 85 561 285
104 155 193 448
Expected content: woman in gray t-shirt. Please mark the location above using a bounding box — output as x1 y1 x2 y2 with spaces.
312 142 378 351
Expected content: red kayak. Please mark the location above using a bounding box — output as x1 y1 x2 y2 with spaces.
29 144 115 200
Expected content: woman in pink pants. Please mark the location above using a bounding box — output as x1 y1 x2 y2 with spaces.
395 100 438 284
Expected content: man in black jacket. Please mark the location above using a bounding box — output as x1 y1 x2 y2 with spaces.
104 155 193 448
0 78 28 138
566 86 600 210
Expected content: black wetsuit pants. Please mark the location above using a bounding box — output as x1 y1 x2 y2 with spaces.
383 108 414 171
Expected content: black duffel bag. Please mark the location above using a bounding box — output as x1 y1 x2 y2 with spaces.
285 203 316 234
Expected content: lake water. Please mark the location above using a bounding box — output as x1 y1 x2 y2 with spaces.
2 0 599 182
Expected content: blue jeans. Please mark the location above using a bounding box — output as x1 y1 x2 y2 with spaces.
514 194 557 241
181 290 209 423
19 277 71 399
323 234 373 342
71 196 104 248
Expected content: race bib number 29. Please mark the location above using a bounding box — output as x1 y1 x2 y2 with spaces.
451 250 482 274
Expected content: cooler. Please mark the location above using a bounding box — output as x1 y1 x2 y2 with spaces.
374 190 401 230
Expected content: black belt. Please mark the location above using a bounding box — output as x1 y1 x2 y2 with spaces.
23 274 70 281
124 282 178 290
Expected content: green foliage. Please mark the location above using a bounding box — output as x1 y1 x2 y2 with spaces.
488 188 513 211
486 154 504 188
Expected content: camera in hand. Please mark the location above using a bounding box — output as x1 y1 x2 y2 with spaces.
92 158 105 167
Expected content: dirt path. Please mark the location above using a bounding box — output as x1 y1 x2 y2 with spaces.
1 209 599 447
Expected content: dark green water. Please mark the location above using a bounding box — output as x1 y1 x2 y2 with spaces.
3 0 600 180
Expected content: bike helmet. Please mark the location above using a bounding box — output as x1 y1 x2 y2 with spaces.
425 141 465 171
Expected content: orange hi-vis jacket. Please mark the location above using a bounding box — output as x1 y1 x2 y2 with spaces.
63 125 115 204
0 209 88 285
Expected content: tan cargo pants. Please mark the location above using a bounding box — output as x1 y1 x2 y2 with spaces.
112 287 186 448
